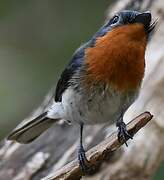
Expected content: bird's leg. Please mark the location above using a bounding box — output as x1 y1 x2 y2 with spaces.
116 114 133 146
78 124 91 173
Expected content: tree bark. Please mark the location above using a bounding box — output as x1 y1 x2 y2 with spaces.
1 0 164 180
45 112 153 180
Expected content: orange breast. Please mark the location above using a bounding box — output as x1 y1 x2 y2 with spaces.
84 23 147 91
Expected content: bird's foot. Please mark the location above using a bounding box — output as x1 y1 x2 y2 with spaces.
78 146 95 175
116 121 133 146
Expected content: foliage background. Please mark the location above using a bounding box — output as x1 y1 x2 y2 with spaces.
0 1 163 179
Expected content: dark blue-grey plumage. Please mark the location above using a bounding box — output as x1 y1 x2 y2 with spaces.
55 44 86 102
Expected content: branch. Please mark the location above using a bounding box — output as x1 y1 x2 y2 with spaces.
44 112 153 180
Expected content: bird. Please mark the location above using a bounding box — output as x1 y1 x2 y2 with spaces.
7 10 156 173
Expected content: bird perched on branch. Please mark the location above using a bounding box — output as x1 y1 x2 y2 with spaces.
8 10 156 174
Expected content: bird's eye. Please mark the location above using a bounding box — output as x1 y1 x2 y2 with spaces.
110 15 119 24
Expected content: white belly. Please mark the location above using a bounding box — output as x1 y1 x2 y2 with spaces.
61 87 137 125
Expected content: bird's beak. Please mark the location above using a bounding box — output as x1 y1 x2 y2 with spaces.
134 11 152 30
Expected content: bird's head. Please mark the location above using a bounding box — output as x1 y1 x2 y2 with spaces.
92 10 157 43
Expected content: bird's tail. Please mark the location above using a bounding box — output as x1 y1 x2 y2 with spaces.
7 112 59 144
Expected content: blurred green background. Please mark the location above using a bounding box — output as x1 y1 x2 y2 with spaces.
0 1 163 179
0 0 110 136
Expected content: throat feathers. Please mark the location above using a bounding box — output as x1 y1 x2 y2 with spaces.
85 23 146 91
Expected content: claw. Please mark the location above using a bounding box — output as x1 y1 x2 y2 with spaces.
117 121 133 146
78 124 96 175
78 146 96 175
78 146 90 173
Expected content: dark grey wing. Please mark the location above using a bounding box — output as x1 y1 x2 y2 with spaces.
54 21 115 102
55 43 89 102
